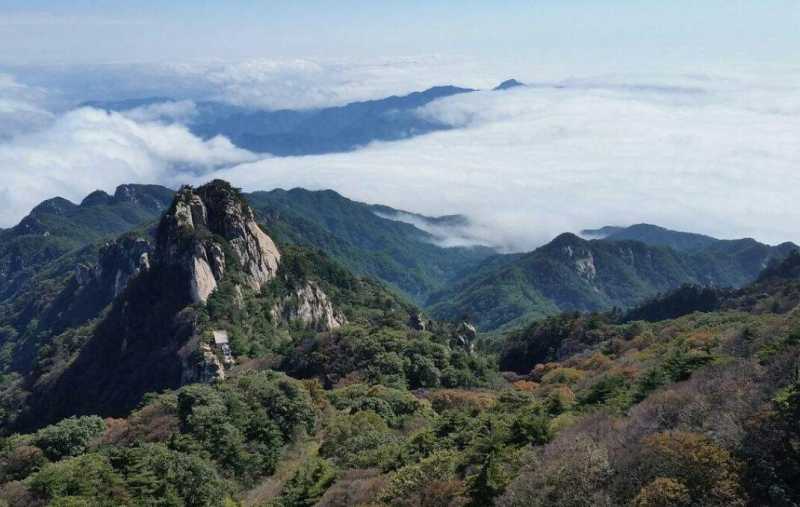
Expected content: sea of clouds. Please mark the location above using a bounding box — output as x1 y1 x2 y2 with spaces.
1 59 799 252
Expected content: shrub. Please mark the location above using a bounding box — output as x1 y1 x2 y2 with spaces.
32 416 106 461
380 450 459 504
271 457 337 507
510 412 552 446
113 443 229 507
428 389 497 413
320 411 399 469
541 367 585 385
544 386 576 415
328 384 423 428
27 453 128 506
635 431 745 506
633 478 690 507
497 435 612 506
0 444 46 481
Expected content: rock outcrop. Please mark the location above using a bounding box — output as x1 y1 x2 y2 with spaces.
157 181 281 304
181 340 226 384
76 236 153 299
452 321 477 354
20 180 352 428
272 281 346 331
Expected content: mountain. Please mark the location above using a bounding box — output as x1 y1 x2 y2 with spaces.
86 81 518 156
2 181 491 430
88 85 475 156
493 78 526 90
600 223 720 251
0 185 493 391
428 231 797 331
2 181 800 505
0 184 173 303
248 188 494 303
3 202 800 506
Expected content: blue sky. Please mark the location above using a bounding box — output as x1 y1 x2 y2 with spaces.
1 1 798 68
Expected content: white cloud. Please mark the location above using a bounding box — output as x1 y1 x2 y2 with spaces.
2 64 799 255
203 69 800 251
2 56 500 111
0 74 54 139
0 107 255 227
121 100 197 123
194 56 494 109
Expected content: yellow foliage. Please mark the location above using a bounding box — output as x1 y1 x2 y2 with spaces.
427 389 497 412
541 367 585 386
633 478 690 507
512 380 539 392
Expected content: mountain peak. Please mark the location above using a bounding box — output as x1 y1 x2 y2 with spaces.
30 197 78 217
157 180 281 303
494 79 525 91
112 184 174 211
548 232 587 247
80 190 113 207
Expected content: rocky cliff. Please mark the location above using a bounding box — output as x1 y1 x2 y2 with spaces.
157 182 281 303
19 180 346 428
76 235 153 299
271 281 346 331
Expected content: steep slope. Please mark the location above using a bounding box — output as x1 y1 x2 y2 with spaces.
601 224 798 285
16 181 288 425
429 232 798 331
8 180 488 431
0 184 173 303
3 233 800 506
0 185 492 382
247 188 495 303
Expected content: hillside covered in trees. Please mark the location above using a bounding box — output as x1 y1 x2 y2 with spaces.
0 182 798 506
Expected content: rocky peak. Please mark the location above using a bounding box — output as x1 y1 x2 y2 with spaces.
156 180 281 304
544 233 597 281
76 235 153 299
112 184 174 212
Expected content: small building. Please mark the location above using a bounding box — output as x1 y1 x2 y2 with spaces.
212 330 234 365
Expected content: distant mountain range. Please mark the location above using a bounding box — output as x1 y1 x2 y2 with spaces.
83 80 524 156
430 224 797 330
581 223 719 251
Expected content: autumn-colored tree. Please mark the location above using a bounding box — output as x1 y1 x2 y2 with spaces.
633 478 690 507
636 431 745 506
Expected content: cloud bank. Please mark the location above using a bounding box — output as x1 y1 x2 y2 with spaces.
1 63 799 254
206 69 800 250
0 106 255 227
0 74 54 139
3 56 498 111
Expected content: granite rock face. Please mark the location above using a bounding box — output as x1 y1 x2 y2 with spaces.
77 236 153 299
157 181 281 304
271 281 346 331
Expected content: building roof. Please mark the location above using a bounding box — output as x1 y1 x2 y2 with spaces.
212 330 229 345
